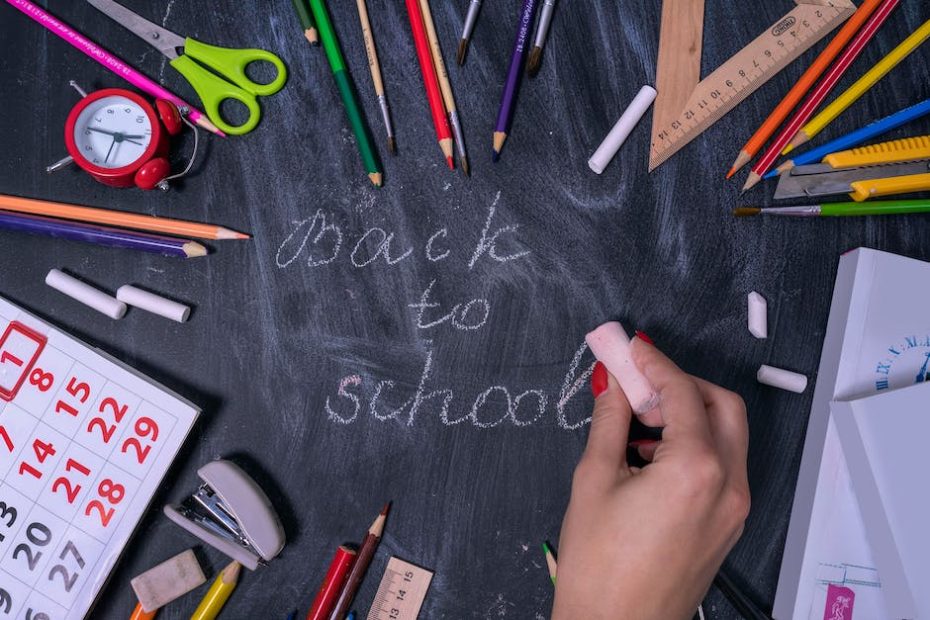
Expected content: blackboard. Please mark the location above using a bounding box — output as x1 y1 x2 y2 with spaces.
1 0 929 618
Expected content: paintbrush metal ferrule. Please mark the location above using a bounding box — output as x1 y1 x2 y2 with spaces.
751 205 823 217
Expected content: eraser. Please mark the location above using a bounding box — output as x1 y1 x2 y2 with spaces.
757 364 807 394
585 321 659 414
747 291 768 339
131 549 206 612
45 269 126 320
117 285 191 323
588 85 657 174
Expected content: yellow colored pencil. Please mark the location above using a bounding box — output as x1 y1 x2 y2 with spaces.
784 19 930 154
190 561 240 620
0 194 249 240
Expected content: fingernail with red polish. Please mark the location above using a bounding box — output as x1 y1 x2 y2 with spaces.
634 330 654 345
591 361 608 398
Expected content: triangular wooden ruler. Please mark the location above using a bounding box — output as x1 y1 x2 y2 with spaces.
649 0 855 171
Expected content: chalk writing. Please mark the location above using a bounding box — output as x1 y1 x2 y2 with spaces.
408 281 490 332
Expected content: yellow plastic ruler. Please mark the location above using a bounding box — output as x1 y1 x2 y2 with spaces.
649 0 856 171
366 557 433 620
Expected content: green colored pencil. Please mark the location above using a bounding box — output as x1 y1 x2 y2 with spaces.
542 541 557 586
291 0 319 45
308 0 383 187
734 199 930 218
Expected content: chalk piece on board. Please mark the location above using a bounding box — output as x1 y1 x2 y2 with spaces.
131 549 206 612
117 285 191 323
585 321 659 414
747 291 768 339
588 85 657 174
757 364 808 394
45 269 127 319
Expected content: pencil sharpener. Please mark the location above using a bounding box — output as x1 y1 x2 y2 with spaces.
164 459 285 570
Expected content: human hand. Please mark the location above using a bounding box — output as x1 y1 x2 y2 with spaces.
552 337 750 620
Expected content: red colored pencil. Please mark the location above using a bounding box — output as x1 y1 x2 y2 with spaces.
306 546 357 620
404 0 454 169
743 0 900 191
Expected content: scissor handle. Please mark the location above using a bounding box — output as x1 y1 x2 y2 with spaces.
170 39 287 135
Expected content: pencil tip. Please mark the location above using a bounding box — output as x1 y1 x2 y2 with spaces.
725 167 737 180
234 232 251 240
305 28 319 45
446 156 455 170
733 207 762 217
381 502 391 516
457 39 468 66
369 172 383 187
526 47 542 76
742 172 761 192
491 149 500 163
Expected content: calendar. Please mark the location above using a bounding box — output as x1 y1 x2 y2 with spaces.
0 295 199 619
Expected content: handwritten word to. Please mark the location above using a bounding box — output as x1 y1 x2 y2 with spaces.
409 280 490 332
324 342 595 429
275 192 529 271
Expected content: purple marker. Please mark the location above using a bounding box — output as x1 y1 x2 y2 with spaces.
492 0 539 161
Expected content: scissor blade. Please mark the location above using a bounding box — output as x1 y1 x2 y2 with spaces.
84 0 186 59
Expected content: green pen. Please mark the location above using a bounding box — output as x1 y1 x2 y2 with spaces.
735 198 930 218
307 0 383 187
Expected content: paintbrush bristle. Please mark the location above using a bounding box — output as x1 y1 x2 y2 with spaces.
733 207 762 217
387 136 396 155
461 157 470 177
457 39 468 66
526 47 542 76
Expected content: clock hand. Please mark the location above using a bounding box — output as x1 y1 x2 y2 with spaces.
104 137 116 164
88 126 117 137
917 352 930 384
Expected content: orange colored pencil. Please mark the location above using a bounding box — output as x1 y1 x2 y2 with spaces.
404 0 454 169
742 0 899 191
0 194 249 241
726 0 884 178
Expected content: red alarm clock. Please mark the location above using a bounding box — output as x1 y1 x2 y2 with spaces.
64 88 184 190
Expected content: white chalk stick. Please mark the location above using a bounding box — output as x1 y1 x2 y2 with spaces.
588 85 657 174
117 285 190 323
45 269 126 320
757 365 808 394
585 321 659 414
131 549 206 612
747 291 768 339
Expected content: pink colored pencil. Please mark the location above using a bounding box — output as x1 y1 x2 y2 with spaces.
743 0 899 190
5 0 224 137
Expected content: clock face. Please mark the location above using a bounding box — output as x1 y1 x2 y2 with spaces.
71 95 153 169
874 334 930 392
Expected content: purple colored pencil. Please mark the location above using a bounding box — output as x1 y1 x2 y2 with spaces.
492 0 539 161
0 210 207 258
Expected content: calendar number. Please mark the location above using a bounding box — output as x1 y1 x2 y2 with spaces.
48 541 85 593
0 588 9 614
18 439 56 480
25 610 50 620
86 418 115 443
51 459 92 504
55 377 91 418
29 369 54 393
0 426 12 453
12 522 51 570
85 478 125 527
120 416 160 464
0 352 22 367
86 396 130 444
99 398 127 423
0 502 17 541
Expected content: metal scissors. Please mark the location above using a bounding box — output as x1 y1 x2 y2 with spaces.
86 0 287 135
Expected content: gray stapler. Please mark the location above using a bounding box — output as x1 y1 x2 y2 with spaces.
164 459 285 571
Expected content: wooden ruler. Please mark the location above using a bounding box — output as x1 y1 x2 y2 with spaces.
649 0 856 171
366 557 433 620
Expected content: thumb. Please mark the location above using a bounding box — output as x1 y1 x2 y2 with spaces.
582 362 633 470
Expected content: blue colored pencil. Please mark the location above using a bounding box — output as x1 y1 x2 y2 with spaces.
0 210 207 258
768 96 930 178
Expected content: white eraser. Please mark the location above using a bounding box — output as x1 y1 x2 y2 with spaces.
588 85 657 174
757 364 807 394
585 321 659 414
747 291 768 339
131 549 206 612
45 269 126 320
117 285 191 323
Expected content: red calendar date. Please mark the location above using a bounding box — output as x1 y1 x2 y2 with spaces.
0 322 47 402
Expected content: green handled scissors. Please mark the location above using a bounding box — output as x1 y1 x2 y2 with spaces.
86 0 287 135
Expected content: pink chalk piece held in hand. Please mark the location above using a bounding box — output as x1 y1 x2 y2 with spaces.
585 321 659 415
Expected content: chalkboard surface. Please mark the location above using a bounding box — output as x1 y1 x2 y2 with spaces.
1 0 929 617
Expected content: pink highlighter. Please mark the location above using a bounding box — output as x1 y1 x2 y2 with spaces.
585 322 659 415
